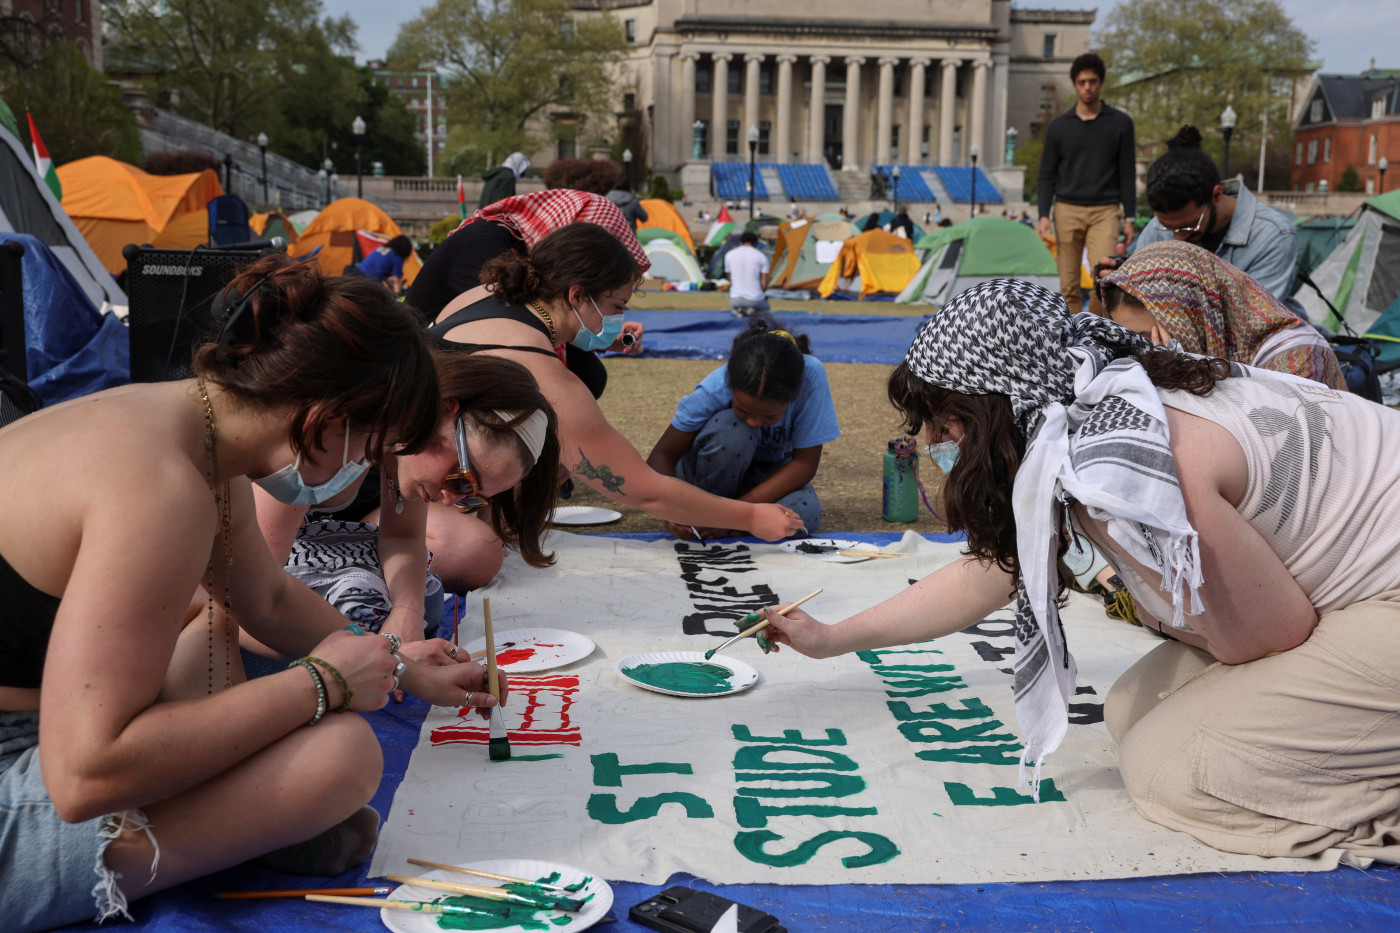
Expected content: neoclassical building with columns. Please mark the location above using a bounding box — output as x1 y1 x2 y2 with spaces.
566 0 1093 194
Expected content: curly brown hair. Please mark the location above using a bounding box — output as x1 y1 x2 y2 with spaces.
887 348 1231 580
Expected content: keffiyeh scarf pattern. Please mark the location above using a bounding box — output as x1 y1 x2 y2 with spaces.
904 279 1205 798
451 189 651 274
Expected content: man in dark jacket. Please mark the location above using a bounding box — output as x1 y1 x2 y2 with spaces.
605 175 649 232
479 152 531 209
1036 52 1136 315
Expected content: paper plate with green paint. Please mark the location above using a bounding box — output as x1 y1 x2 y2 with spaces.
381 857 613 933
615 651 759 697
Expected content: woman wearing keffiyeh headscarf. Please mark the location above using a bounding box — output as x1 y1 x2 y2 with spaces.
760 279 1400 865
1099 240 1345 390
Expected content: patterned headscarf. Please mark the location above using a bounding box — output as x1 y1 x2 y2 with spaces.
1101 241 1299 365
451 189 651 274
904 279 1204 798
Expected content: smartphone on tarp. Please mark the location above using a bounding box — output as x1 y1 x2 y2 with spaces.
630 886 786 933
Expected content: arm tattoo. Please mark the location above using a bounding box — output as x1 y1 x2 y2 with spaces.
573 448 627 495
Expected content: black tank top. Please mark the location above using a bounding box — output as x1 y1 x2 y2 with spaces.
428 295 559 360
0 550 62 689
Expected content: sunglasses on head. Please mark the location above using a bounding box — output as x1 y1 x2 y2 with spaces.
442 415 489 514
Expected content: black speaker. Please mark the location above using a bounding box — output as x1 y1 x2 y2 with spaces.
0 239 25 383
123 244 275 382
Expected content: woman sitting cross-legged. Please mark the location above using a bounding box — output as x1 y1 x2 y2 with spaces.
0 254 505 933
762 279 1400 864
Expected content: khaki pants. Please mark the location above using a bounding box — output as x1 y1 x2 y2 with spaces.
1052 201 1121 315
1105 590 1400 862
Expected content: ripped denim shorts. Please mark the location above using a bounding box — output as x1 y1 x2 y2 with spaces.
0 710 151 933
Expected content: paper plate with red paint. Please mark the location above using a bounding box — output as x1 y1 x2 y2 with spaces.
381 857 613 933
462 628 595 673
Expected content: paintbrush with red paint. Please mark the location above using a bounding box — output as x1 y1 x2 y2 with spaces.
217 886 392 899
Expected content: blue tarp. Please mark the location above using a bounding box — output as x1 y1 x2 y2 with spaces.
618 310 928 364
0 232 129 404
52 532 1400 932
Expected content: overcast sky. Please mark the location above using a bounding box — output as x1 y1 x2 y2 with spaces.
323 0 1395 77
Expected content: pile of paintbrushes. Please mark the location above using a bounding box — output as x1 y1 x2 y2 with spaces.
304 857 587 918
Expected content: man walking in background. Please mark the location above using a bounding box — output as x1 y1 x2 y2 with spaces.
1038 52 1136 315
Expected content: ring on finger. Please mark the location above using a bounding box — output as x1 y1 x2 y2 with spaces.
381 632 402 653
390 675 400 692
449 644 459 659
393 659 406 677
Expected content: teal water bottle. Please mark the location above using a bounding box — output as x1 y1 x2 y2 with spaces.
882 437 919 522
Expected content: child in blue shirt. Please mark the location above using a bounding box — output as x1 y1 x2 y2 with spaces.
356 235 414 294
646 317 840 539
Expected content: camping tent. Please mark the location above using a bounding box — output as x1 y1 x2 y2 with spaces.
853 211 925 240
1366 293 1400 369
1292 189 1400 336
817 229 923 299
0 123 125 308
289 198 421 284
250 211 301 246
896 216 1060 305
1292 215 1356 294
637 199 695 252
56 157 222 275
637 228 705 286
770 213 858 290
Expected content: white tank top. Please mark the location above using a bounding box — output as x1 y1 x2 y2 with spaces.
1159 369 1400 614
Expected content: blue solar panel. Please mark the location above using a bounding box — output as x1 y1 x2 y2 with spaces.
712 162 768 200
768 163 839 200
931 166 1004 204
871 166 936 203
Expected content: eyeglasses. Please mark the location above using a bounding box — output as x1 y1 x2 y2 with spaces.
442 416 489 514
1164 205 1209 237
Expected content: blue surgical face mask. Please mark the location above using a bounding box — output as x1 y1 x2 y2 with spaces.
926 440 960 475
569 295 624 351
254 422 371 506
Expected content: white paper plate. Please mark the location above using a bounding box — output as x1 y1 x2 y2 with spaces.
462 628 596 673
615 651 759 697
549 505 623 526
780 537 883 563
381 857 613 933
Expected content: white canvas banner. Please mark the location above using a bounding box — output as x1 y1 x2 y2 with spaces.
371 531 1335 884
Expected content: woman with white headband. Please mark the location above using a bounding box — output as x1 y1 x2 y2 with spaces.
251 347 560 658
760 278 1400 865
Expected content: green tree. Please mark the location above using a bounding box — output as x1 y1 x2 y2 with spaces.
394 0 628 176
1098 0 1312 174
1013 135 1044 205
1336 164 1362 192
0 42 141 164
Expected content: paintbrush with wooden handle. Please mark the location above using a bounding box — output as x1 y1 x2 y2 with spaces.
704 587 822 660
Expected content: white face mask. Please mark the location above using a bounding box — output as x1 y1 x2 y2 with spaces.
925 440 960 475
253 422 371 506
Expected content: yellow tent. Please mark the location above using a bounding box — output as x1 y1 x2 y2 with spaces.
817 229 923 299
637 198 695 252
289 198 420 284
56 157 223 274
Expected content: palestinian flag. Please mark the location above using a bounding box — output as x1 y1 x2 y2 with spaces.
27 110 61 201
705 205 735 247
456 175 466 219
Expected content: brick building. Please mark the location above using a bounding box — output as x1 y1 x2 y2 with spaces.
365 60 452 174
1291 69 1399 195
2 0 103 69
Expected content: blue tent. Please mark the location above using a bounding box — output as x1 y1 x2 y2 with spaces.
1366 292 1400 370
0 232 129 404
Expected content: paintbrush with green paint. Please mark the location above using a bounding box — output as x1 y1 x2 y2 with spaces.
305 893 505 918
703 587 823 660
385 873 586 911
482 596 510 761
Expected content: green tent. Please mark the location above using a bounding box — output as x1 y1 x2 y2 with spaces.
638 227 705 285
770 212 858 290
896 216 1058 305
1293 189 1400 334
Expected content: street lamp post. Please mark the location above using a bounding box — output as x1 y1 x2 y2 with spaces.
747 124 759 220
323 158 335 206
1220 105 1237 179
692 120 705 161
352 115 365 199
257 132 269 203
1004 126 1018 165
891 164 900 215
1380 156 1390 194
622 148 632 187
969 144 979 217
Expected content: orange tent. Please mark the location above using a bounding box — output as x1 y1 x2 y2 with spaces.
151 208 211 250
817 229 922 300
56 157 222 274
637 198 695 252
289 198 420 284
249 211 301 246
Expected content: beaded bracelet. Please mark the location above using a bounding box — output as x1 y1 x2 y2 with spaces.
289 658 327 726
306 656 354 712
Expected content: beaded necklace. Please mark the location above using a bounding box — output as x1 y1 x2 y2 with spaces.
528 299 559 345
197 378 234 693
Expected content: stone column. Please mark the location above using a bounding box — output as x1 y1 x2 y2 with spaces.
907 58 930 164
969 58 990 164
808 55 830 163
711 53 732 159
842 56 866 171
775 54 796 163
876 57 898 165
680 53 699 161
743 53 765 156
991 51 1010 166
938 58 963 165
